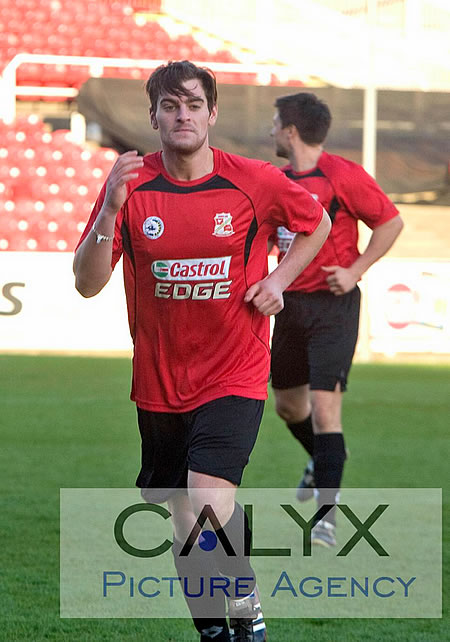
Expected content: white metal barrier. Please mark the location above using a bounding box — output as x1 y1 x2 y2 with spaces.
0 53 298 125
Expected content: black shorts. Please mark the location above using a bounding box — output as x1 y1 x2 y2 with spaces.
271 287 361 392
136 395 264 501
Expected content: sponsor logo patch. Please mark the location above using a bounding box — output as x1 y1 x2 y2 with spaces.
151 257 231 281
143 216 164 240
155 281 232 301
213 213 234 237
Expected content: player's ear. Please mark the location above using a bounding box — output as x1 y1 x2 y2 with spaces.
208 103 218 127
287 124 296 139
150 107 158 130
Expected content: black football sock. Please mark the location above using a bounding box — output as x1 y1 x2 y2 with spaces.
213 502 256 599
313 432 347 527
172 538 229 638
287 414 314 456
198 620 230 641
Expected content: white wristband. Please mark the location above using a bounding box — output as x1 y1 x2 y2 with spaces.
92 222 114 244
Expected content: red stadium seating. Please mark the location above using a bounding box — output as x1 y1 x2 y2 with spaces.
0 0 275 90
0 2 306 254
0 116 117 252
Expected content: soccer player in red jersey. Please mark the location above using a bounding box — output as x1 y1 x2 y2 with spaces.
270 92 403 548
74 62 330 641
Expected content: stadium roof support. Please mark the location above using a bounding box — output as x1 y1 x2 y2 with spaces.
362 0 377 178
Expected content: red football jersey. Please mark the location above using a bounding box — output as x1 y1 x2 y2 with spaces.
272 151 399 292
77 148 323 411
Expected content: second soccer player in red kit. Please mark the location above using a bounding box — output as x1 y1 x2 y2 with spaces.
270 92 403 550
74 61 331 642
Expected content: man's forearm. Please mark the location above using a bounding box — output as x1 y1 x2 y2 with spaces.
73 209 117 297
269 209 331 291
350 215 404 279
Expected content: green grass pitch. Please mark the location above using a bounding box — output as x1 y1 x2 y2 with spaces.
0 355 448 641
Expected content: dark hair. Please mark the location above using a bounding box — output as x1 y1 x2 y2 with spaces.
146 60 217 113
275 93 331 145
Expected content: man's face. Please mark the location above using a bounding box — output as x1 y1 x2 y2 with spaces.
151 79 217 154
271 110 290 158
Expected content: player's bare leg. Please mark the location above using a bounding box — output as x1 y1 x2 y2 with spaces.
275 383 347 544
169 473 266 641
274 384 311 424
168 485 232 641
274 384 315 457
274 385 316 500
310 385 343 434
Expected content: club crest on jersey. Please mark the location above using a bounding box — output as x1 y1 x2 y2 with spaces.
213 212 234 237
143 216 164 240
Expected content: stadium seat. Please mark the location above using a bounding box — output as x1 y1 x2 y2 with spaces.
0 117 117 251
0 0 253 91
0 181 13 200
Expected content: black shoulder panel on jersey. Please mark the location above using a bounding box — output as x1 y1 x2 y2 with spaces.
284 168 325 180
134 174 238 194
121 220 135 265
244 216 258 267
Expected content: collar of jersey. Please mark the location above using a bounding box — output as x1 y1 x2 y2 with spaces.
283 150 327 177
156 147 220 186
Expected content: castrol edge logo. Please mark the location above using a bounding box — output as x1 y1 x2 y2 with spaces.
151 257 231 281
151 257 232 300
